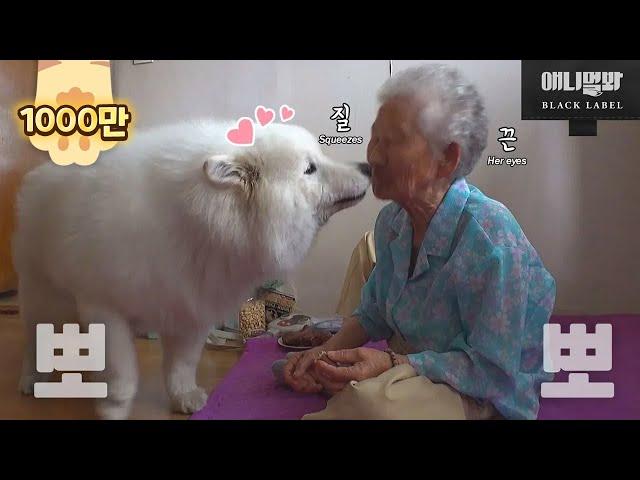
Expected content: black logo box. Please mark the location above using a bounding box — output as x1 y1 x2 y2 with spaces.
521 60 640 121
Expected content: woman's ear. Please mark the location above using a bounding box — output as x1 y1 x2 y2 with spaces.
438 142 461 178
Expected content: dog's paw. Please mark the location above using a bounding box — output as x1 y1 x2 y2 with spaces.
96 398 133 420
19 372 52 395
170 387 208 414
19 374 35 395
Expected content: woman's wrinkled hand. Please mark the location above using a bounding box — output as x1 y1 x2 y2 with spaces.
283 347 352 395
282 347 325 393
314 347 394 383
310 355 350 396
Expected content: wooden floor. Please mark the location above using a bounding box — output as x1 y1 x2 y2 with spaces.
0 294 243 420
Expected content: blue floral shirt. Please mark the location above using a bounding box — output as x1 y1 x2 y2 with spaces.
354 178 556 420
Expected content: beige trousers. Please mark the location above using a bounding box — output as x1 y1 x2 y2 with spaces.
303 335 500 420
302 364 500 420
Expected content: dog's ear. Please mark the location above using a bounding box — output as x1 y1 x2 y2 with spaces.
203 155 259 193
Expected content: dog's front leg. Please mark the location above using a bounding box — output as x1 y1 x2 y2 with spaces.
77 304 139 420
161 327 209 415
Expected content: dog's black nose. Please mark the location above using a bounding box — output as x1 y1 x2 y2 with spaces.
357 163 371 177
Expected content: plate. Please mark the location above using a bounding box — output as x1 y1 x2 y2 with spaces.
268 314 312 336
277 336 313 350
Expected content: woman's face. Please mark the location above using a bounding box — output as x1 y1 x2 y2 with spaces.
366 96 441 202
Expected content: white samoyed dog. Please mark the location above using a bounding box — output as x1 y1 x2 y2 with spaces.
13 119 371 419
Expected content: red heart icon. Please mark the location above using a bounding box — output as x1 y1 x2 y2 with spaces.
255 106 275 127
226 117 255 146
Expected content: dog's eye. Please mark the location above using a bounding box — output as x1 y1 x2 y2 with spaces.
304 163 317 175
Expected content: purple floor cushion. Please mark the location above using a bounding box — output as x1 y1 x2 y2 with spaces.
192 315 640 420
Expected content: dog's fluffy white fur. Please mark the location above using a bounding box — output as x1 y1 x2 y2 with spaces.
13 119 370 419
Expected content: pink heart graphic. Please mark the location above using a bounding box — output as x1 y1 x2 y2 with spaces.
226 117 255 146
255 105 275 127
280 105 295 122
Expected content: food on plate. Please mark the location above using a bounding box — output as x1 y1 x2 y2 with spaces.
281 325 332 347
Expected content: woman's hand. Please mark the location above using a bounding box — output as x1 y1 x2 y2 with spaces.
310 358 350 396
282 348 351 395
281 316 375 394
282 347 325 393
314 347 395 383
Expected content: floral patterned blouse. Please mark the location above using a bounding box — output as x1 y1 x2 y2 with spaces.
355 177 556 420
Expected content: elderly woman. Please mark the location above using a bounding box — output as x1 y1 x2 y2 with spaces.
283 64 556 420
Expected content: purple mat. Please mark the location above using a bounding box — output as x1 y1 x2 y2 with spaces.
192 315 640 420
537 315 640 420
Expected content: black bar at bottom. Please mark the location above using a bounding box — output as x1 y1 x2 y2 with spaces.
569 119 597 136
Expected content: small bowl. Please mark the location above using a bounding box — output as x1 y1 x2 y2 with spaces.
313 318 343 334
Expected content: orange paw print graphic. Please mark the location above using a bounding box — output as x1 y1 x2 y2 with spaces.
55 87 95 152
23 60 131 166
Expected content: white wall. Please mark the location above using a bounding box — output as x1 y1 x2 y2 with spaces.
113 60 640 316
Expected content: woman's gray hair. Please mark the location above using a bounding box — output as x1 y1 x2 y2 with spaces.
377 63 488 178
